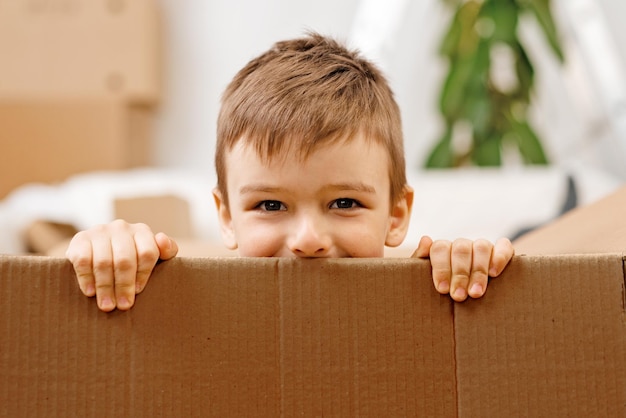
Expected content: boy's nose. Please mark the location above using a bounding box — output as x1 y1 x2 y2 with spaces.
288 215 330 257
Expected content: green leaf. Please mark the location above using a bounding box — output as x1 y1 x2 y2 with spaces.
471 134 502 166
465 93 492 137
465 39 491 96
511 119 549 164
440 38 490 121
526 0 565 62
424 129 455 168
439 6 463 57
481 0 519 43
439 1 480 58
439 54 475 120
512 42 535 101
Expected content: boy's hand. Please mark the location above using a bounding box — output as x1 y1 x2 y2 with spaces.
412 236 514 302
65 220 178 312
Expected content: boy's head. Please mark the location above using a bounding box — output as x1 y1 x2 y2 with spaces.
213 33 413 257
215 32 406 207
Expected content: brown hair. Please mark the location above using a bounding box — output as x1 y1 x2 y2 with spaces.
215 32 406 207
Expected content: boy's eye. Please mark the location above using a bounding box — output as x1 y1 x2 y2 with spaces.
330 198 360 209
257 200 286 211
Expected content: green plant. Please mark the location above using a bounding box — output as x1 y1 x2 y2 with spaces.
425 0 564 168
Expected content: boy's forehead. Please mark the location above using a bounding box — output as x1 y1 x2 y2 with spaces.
225 132 389 168
222 136 393 197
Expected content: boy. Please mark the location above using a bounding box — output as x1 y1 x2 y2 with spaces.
66 33 514 312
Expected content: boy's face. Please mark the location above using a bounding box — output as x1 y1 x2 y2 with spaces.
213 134 413 257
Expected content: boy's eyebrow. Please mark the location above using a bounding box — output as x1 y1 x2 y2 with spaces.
239 184 285 194
322 182 377 193
239 182 377 194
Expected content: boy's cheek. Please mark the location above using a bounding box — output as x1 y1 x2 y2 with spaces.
235 228 282 257
337 227 386 258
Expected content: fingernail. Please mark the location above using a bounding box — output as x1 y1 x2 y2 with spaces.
84 283 95 296
117 296 130 310
100 296 114 311
438 281 450 293
469 283 483 297
453 287 466 300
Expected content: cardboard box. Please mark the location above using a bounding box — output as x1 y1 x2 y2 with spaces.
0 99 152 199
514 185 626 254
0 0 160 103
114 195 194 239
1 254 625 416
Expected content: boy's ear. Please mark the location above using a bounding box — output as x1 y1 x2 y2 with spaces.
212 187 238 250
385 185 414 247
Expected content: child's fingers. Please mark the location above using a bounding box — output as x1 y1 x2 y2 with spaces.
155 232 179 261
66 220 171 312
411 235 433 258
448 238 473 302
133 227 163 295
90 233 117 312
467 239 493 298
111 231 140 311
489 237 515 277
66 232 97 297
429 239 452 295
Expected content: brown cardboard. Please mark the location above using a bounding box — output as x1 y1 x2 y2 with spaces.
454 253 626 417
0 0 160 103
0 256 455 416
0 99 152 199
1 254 625 416
514 185 626 254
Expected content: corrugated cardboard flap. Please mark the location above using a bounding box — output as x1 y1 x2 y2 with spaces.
454 253 626 417
1 254 625 416
0 256 455 417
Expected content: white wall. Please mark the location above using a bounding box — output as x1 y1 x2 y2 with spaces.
151 0 626 182
153 0 361 177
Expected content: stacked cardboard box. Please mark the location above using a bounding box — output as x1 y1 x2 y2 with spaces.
0 0 160 199
514 184 626 254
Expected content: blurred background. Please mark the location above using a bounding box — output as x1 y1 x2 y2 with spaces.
0 0 624 255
